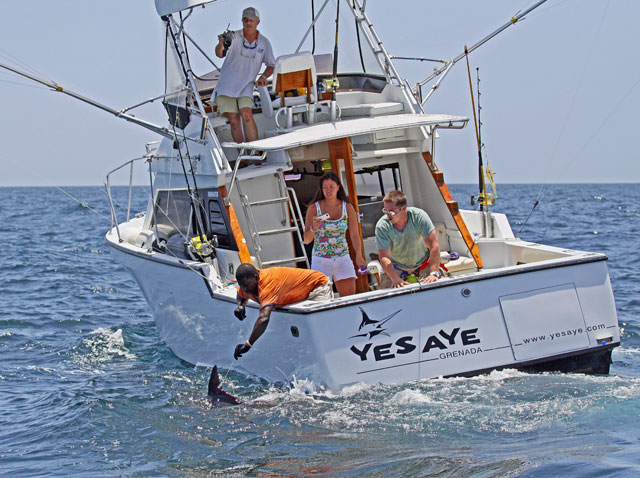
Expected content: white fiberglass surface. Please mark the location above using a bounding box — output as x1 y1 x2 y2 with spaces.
225 113 467 151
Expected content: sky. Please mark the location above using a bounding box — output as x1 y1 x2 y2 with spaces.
0 0 638 186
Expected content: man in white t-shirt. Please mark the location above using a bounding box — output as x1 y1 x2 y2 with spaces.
215 7 275 144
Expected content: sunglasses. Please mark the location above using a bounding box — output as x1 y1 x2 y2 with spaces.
382 206 404 217
242 39 257 50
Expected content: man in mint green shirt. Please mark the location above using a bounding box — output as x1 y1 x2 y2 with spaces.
375 190 441 288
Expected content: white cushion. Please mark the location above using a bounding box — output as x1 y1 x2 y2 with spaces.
272 95 313 109
340 102 404 117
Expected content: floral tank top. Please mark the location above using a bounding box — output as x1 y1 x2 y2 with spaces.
312 201 349 258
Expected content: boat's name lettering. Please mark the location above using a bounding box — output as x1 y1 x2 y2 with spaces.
422 327 480 353
350 336 415 362
350 328 480 362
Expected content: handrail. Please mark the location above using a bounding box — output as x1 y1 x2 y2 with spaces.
120 87 189 114
104 155 150 242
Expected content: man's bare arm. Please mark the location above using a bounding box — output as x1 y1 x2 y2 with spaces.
234 304 275 359
215 35 225 58
421 230 441 283
378 248 408 288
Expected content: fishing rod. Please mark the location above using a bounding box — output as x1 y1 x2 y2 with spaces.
165 22 212 245
477 67 497 206
330 0 340 122
311 0 316 54
0 61 193 143
465 47 487 215
170 121 212 258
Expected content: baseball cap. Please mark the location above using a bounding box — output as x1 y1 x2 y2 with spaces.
242 7 260 20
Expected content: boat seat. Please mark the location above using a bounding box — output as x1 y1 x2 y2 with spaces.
434 222 475 274
258 51 319 129
340 102 404 117
443 254 476 274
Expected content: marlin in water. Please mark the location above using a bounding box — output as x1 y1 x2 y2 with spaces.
207 365 240 406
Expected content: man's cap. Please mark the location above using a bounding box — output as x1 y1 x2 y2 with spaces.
242 7 260 20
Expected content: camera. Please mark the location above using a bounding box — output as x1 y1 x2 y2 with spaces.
220 27 233 57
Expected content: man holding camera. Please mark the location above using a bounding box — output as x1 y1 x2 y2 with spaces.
215 7 275 144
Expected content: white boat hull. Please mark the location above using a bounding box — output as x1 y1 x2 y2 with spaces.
107 234 619 391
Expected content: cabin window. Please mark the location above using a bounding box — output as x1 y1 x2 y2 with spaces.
315 73 387 93
152 188 194 239
355 163 402 239
151 188 237 250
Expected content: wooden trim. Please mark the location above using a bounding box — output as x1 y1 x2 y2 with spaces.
329 138 369 293
275 69 313 105
422 152 483 269
219 185 252 264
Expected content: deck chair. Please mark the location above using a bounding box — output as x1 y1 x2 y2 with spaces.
258 52 318 129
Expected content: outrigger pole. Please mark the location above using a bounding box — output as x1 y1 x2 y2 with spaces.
416 0 549 105
0 62 192 143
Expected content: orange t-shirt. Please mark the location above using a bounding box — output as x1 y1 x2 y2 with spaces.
238 267 328 309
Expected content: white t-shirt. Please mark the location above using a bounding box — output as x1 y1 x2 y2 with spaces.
215 30 275 99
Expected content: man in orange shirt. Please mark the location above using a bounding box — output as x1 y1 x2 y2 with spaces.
233 264 333 359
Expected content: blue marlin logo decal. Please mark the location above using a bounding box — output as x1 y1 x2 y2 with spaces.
349 307 402 340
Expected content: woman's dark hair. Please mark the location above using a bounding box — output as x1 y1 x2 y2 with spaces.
308 171 350 205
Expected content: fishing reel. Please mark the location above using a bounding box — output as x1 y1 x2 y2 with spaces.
322 77 340 93
470 192 496 207
471 166 498 207
187 234 217 262
220 24 233 57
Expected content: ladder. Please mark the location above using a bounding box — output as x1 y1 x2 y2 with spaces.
235 169 310 269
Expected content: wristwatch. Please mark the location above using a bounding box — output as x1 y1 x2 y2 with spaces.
429 270 441 278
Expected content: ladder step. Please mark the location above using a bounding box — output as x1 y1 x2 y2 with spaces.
261 256 308 267
256 226 298 236
249 196 290 207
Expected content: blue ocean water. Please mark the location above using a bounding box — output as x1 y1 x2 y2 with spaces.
1 183 639 477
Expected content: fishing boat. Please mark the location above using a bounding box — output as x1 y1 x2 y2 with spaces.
3 0 620 391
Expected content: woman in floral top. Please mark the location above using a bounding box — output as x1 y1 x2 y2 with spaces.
303 172 366 297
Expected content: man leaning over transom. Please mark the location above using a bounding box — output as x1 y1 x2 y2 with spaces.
232 264 333 359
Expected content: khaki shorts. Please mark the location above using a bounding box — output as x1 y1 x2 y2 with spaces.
307 281 334 302
215 95 253 114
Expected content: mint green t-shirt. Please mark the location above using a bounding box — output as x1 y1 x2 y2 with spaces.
375 207 435 269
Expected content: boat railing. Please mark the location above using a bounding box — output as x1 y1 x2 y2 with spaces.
104 143 158 243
